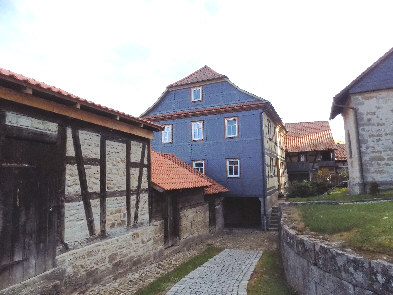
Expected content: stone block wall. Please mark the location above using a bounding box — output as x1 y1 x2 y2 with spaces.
177 189 210 241
214 197 225 232
280 206 393 294
344 90 393 194
1 221 165 295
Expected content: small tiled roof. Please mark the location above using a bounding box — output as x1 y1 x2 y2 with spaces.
285 121 335 153
335 143 347 161
168 65 227 88
0 67 162 130
151 151 228 194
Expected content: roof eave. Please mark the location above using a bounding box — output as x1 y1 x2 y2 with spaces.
0 71 163 132
330 46 393 120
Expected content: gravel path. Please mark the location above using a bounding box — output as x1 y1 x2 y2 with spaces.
166 249 262 295
77 230 278 295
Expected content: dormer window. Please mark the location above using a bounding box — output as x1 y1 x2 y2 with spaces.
191 87 202 102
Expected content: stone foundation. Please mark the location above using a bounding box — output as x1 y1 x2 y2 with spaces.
1 222 164 295
280 205 393 295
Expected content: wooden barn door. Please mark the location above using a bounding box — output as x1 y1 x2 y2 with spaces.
0 120 59 289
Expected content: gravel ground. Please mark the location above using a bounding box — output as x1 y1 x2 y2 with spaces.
77 230 278 295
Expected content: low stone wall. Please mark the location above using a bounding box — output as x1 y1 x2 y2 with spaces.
280 205 393 295
1 221 164 295
178 190 210 242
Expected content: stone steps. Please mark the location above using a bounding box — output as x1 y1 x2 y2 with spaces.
269 206 280 231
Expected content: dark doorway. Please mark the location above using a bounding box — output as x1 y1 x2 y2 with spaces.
0 125 59 289
163 193 179 247
223 197 261 228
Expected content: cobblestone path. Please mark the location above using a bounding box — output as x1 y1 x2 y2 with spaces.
166 249 262 295
78 230 277 295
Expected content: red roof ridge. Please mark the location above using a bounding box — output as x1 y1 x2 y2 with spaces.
0 67 161 130
168 65 227 88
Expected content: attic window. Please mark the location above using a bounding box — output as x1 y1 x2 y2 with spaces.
191 87 202 102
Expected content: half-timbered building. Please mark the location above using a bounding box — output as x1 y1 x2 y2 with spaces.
0 68 164 293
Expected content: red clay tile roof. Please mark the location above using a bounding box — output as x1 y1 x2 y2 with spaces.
285 121 335 153
151 151 228 194
0 67 162 130
335 143 347 161
168 65 227 88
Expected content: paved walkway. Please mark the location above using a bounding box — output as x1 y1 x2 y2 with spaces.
166 249 262 295
79 231 276 295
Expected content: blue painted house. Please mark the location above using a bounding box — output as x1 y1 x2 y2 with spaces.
141 66 286 229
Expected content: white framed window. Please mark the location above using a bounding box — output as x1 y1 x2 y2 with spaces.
191 87 202 102
225 117 238 138
227 159 240 178
270 157 275 177
191 121 204 141
299 154 306 162
267 119 272 136
161 124 172 144
192 160 205 174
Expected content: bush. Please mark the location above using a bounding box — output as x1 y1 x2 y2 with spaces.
287 180 329 198
369 182 380 196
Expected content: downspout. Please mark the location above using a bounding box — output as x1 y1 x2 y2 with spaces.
333 103 365 193
259 110 268 231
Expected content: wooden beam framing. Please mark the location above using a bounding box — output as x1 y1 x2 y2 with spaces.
0 110 5 164
71 127 95 236
133 143 146 224
100 136 107 236
56 124 68 248
126 140 131 226
147 142 152 224
0 86 154 139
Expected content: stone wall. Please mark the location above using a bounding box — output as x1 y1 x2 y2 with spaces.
214 197 225 232
280 205 393 295
1 222 165 295
177 190 210 241
344 89 393 194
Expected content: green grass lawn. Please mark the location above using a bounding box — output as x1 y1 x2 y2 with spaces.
134 246 222 295
247 250 296 295
288 188 393 203
299 201 393 257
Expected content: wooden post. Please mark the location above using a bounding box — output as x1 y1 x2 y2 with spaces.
147 142 152 224
0 110 5 163
100 136 107 236
133 143 146 224
71 127 95 236
56 124 67 248
126 140 131 226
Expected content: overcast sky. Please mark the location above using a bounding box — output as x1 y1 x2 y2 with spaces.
1 0 392 141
